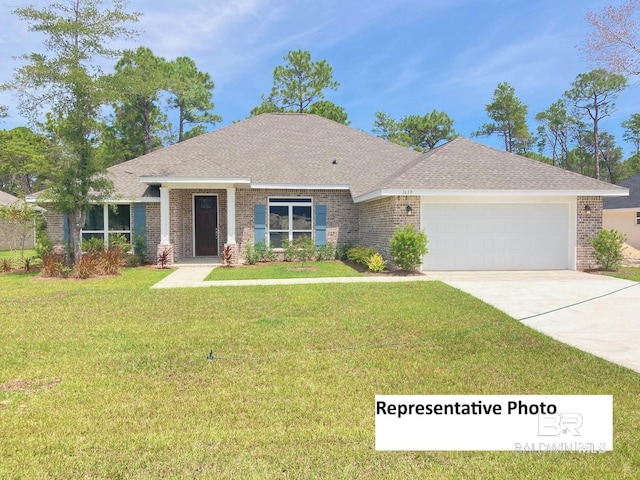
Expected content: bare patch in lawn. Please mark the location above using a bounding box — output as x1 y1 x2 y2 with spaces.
0 377 62 393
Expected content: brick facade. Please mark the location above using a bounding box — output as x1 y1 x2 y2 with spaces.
576 196 602 270
358 196 421 263
0 218 35 251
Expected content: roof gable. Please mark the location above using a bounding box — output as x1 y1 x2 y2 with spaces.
0 190 20 206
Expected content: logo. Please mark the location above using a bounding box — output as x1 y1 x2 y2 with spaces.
538 413 583 436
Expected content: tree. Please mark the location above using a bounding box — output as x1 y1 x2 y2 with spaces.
252 49 340 115
0 127 53 196
535 100 575 170
564 69 627 180
3 0 140 263
472 82 533 154
591 131 624 183
398 110 457 151
585 1 640 76
0 106 7 120
103 46 171 162
622 113 640 155
166 56 222 142
308 100 350 125
372 111 400 142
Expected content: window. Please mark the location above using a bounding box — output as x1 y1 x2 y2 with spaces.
81 204 131 247
268 198 312 248
636 212 640 225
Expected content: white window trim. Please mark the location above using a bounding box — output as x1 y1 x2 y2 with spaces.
267 197 314 248
81 204 132 248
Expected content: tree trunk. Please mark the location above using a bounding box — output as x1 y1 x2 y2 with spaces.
68 209 87 264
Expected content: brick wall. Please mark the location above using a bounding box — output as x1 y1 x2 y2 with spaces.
235 189 359 262
145 203 160 263
358 195 421 263
45 212 65 246
576 196 602 270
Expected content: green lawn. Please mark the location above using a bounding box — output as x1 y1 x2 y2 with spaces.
0 249 40 270
606 266 640 282
1 269 639 478
205 260 363 280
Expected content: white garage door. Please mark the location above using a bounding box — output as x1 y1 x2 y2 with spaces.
421 203 570 271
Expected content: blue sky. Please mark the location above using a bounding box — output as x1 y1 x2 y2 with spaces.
1 0 638 157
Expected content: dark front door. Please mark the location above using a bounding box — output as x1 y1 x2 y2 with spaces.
194 196 218 256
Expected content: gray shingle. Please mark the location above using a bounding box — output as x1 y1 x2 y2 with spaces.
603 173 640 209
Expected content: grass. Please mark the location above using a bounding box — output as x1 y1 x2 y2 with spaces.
205 260 363 280
0 249 40 271
606 266 640 282
1 269 639 478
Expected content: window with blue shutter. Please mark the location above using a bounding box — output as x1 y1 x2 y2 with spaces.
315 204 327 246
254 204 266 244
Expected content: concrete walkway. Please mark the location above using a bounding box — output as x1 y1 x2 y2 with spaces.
429 271 640 373
151 267 431 289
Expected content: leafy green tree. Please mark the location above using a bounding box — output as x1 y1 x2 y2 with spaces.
167 56 221 142
0 127 53 196
622 113 640 156
373 111 400 141
3 0 140 263
251 50 341 118
308 100 350 125
472 82 533 154
103 46 171 162
398 110 457 151
564 69 627 180
591 131 624 183
535 100 575 170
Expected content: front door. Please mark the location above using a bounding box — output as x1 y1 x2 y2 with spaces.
194 195 218 256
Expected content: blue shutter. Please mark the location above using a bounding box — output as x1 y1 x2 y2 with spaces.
133 203 146 239
63 212 69 242
254 204 266 244
315 204 327 246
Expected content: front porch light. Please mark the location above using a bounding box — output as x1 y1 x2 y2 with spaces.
584 205 592 216
406 205 413 216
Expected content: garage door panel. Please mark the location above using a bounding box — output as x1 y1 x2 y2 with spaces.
422 203 569 271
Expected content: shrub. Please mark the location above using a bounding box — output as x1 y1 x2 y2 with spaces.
41 253 65 277
1 258 12 273
367 253 387 273
133 233 147 265
589 229 626 271
108 233 131 253
83 236 104 253
157 247 172 269
347 245 379 267
389 224 428 271
99 249 123 276
294 237 316 266
254 240 278 262
315 243 336 261
35 236 54 259
335 242 353 260
124 254 142 268
281 239 297 262
243 242 259 265
221 245 233 267
75 252 100 279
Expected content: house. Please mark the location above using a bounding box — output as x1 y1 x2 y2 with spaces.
39 113 628 271
603 173 640 249
0 190 36 251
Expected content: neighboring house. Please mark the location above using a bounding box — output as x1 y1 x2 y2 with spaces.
0 190 36 251
603 173 640 249
35 113 628 271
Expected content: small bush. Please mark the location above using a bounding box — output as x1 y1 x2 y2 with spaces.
99 248 123 276
83 236 104 253
124 254 142 268
282 239 297 262
335 242 353 261
221 245 233 267
367 253 387 273
315 243 336 261
1 258 12 273
255 240 278 262
157 247 172 269
75 252 100 279
35 236 54 259
294 237 316 266
244 242 259 265
347 245 379 267
133 234 147 265
589 229 626 271
41 253 65 278
109 233 131 253
389 224 428 271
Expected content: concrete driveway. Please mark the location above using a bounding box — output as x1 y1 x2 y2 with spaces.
427 271 640 373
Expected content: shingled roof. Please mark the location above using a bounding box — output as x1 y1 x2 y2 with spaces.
0 190 20 206
105 113 626 201
603 173 640 209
